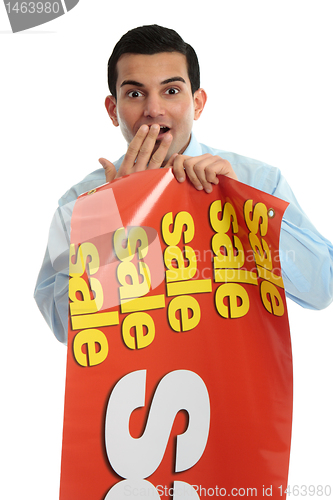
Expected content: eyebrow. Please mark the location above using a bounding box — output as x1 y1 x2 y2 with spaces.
120 76 186 88
120 80 144 88
161 76 186 85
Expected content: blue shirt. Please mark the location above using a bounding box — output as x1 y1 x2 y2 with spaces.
34 135 333 344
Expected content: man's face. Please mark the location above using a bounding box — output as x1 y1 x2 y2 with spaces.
106 52 206 161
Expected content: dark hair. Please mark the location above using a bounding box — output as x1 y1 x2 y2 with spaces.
107 24 200 98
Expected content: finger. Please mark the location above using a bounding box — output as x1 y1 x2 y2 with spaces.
164 153 179 175
203 159 238 189
99 158 117 183
171 154 190 182
216 160 238 181
187 157 237 193
182 156 210 191
164 153 178 168
119 124 150 175
147 132 173 169
132 124 161 171
192 157 222 193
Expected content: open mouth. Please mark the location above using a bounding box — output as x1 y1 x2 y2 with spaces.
155 126 172 142
159 126 170 134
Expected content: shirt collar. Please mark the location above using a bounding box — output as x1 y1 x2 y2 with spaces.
183 134 202 157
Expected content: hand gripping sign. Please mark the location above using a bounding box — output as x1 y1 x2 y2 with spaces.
59 169 292 500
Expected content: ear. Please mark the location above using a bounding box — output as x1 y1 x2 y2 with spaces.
105 95 119 127
193 88 207 120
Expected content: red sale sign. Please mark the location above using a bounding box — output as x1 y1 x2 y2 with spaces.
59 170 292 499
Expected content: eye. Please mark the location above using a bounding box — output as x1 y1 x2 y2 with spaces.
128 90 143 98
165 87 180 95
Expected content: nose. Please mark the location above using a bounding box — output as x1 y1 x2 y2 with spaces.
143 93 165 118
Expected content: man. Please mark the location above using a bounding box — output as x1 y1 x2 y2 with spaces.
34 24 333 344
98 27 237 192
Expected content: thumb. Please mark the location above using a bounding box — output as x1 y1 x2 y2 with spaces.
99 158 117 183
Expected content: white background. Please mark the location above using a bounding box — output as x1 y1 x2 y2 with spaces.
1 1 332 498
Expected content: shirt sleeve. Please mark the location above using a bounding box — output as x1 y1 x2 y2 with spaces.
34 202 74 345
34 168 108 344
34 244 69 345
267 170 333 310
